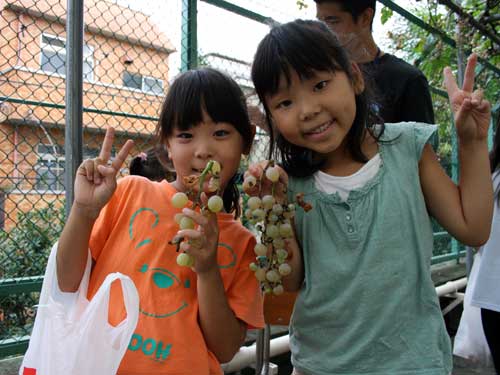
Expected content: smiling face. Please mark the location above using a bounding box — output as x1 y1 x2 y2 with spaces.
266 68 363 162
166 110 246 195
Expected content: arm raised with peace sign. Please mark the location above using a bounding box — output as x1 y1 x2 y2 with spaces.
443 53 491 144
74 127 134 219
57 128 134 292
418 53 493 248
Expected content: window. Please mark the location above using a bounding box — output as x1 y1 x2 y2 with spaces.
40 34 94 81
143 76 163 95
35 144 100 191
123 72 142 90
123 72 163 94
35 144 65 191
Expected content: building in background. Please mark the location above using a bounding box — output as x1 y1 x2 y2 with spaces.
0 0 175 228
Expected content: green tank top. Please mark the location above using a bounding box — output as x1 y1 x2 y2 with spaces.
288 122 452 375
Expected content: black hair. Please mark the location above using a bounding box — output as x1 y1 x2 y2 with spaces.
490 114 500 203
251 19 382 178
156 67 253 217
129 145 175 182
314 0 376 27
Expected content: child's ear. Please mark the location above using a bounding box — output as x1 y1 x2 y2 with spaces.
243 125 257 155
351 62 365 94
164 140 172 159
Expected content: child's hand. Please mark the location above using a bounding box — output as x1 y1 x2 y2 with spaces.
74 127 134 219
177 193 220 275
443 54 491 145
243 161 288 204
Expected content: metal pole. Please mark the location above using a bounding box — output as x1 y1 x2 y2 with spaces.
64 0 84 217
261 324 271 375
453 0 473 275
181 0 198 72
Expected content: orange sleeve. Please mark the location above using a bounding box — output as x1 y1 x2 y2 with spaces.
225 235 265 329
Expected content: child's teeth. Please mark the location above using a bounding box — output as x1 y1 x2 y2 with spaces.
312 122 330 133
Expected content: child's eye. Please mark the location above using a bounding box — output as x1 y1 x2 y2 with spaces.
176 132 192 139
214 129 230 137
277 100 292 109
314 80 329 91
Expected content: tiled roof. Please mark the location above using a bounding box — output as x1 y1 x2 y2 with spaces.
3 0 175 53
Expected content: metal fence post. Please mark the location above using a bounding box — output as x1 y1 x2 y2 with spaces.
181 0 198 72
64 0 84 217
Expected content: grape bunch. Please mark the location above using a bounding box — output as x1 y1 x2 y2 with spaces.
170 160 224 267
243 161 311 295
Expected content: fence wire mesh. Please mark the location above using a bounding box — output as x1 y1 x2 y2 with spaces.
0 0 279 355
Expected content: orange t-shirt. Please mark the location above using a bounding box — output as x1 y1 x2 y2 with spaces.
88 176 264 374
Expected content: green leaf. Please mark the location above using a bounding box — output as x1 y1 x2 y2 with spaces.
381 6 393 25
296 0 308 10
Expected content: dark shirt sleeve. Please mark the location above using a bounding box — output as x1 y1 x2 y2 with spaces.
397 74 435 124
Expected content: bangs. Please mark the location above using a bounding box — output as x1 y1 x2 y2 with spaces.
158 68 252 148
167 69 248 132
252 20 344 98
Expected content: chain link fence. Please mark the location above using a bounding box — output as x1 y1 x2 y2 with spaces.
0 0 287 357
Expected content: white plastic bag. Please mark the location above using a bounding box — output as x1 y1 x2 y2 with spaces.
453 250 493 367
19 243 139 375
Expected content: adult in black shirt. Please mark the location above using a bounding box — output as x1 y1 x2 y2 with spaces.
315 0 435 124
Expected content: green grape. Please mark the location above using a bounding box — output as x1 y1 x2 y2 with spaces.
179 216 195 230
262 195 275 210
252 208 265 221
247 196 262 210
279 223 293 237
265 166 280 182
268 214 279 223
276 249 288 259
273 285 284 295
174 213 184 224
266 224 280 239
210 160 221 175
177 252 191 266
249 262 258 271
244 208 253 220
255 268 267 281
279 263 292 276
207 195 224 213
266 269 281 283
172 192 189 208
186 253 195 267
254 243 268 256
272 204 284 215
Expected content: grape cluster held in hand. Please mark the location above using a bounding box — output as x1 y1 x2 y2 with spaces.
170 160 224 267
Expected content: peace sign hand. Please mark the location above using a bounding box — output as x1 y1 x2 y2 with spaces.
443 53 491 144
74 127 134 220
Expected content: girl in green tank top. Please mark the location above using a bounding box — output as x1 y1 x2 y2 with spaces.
248 19 493 375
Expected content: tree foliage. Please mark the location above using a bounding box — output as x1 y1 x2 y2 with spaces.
0 202 65 340
382 0 499 172
0 202 65 278
382 0 499 111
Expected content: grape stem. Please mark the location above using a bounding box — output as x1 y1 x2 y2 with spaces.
193 160 214 209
